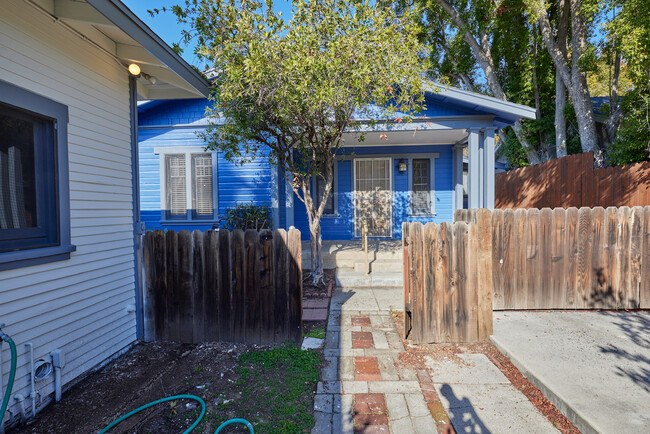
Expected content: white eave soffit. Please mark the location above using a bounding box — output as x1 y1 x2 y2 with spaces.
50 0 210 100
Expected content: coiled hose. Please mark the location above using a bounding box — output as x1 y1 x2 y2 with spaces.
0 330 17 428
99 394 253 434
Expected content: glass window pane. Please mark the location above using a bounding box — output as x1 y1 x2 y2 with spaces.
192 154 213 217
166 155 187 217
412 159 430 212
0 109 38 229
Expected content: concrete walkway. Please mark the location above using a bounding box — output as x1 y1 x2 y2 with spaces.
312 288 558 433
492 311 650 434
424 353 557 433
312 287 436 433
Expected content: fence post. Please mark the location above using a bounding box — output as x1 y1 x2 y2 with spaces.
477 209 493 340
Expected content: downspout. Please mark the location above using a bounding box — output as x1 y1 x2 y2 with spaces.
129 75 145 340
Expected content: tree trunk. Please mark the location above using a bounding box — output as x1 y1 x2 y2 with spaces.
555 0 570 158
606 49 622 145
570 0 599 155
434 0 541 165
308 218 323 283
535 0 598 156
555 71 568 157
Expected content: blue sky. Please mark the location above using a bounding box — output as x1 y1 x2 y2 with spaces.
122 0 294 67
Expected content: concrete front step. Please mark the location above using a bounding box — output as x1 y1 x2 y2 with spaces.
352 260 402 273
335 269 403 289
302 240 402 270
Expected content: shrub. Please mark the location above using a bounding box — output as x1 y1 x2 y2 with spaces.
220 202 272 231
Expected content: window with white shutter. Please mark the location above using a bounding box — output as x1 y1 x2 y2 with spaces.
165 154 187 219
161 151 215 221
192 154 213 219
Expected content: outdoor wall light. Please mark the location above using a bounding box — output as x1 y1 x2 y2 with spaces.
128 63 141 77
398 159 408 172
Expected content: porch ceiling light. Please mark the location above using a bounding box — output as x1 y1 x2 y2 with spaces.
128 63 141 77
398 159 408 172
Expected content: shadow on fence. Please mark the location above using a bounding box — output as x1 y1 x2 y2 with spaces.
142 228 303 345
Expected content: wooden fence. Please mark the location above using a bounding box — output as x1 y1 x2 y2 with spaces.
496 152 650 209
142 228 303 345
455 207 650 310
403 210 493 344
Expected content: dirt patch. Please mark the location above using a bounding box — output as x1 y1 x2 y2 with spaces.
11 341 322 434
302 269 335 298
391 312 579 434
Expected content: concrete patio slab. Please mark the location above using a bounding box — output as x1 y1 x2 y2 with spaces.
425 353 509 385
426 352 557 433
492 311 650 434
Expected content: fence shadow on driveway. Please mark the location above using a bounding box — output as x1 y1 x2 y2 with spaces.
439 383 491 434
598 312 650 393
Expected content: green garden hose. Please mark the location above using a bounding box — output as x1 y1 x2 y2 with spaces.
99 394 253 434
0 330 17 428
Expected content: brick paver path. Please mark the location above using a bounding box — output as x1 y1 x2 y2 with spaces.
312 288 440 433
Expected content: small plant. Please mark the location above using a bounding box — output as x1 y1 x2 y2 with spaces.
304 327 326 339
219 202 272 231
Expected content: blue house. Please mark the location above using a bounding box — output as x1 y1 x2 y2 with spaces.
138 86 535 240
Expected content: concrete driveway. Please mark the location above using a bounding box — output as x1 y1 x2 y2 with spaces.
491 311 650 434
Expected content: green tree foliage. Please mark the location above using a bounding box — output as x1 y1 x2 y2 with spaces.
161 0 429 281
603 0 650 164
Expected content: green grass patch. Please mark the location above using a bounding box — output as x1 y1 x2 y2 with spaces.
304 327 326 339
208 345 321 433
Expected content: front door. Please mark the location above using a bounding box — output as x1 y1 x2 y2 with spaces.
354 158 392 237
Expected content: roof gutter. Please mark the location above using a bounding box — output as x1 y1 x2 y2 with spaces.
86 0 211 97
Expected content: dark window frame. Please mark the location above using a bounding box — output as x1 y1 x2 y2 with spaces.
0 79 74 271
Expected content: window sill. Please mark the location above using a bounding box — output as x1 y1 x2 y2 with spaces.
160 220 220 225
408 212 437 218
0 244 76 271
321 213 340 219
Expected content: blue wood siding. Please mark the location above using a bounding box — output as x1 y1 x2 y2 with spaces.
293 145 454 240
139 99 211 126
138 126 273 231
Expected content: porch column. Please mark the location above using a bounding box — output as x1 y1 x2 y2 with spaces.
453 144 464 211
484 128 496 209
468 128 481 209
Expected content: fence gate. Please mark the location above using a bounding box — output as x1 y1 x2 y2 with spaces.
403 211 493 344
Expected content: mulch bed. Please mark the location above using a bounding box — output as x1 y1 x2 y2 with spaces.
391 312 579 434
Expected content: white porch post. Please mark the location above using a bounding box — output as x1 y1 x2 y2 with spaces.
484 128 496 209
453 144 464 212
468 128 480 209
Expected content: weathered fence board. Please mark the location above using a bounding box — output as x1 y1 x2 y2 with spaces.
496 152 650 209
143 228 302 344
454 206 650 311
405 217 492 344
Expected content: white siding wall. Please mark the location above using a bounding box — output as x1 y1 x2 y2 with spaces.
0 2 137 422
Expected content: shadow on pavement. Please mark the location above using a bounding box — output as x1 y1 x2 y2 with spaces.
439 383 491 434
598 312 650 393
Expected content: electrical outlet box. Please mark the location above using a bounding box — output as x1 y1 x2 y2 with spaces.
50 349 65 368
